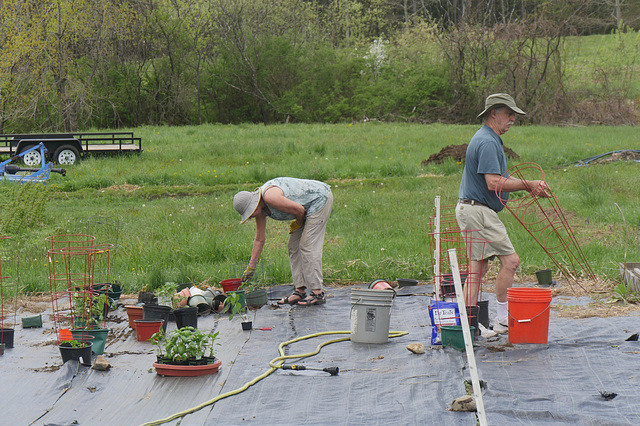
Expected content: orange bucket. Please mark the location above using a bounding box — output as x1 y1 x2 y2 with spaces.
507 288 552 344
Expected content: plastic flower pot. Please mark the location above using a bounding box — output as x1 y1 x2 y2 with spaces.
368 279 394 290
137 291 157 305
396 278 418 287
220 278 242 293
0 343 4 355
153 359 222 377
174 288 191 308
535 269 553 285
441 325 475 351
134 320 164 342
107 283 123 302
22 314 43 328
0 328 15 348
187 294 211 316
125 305 144 329
58 328 73 342
245 288 268 307
59 341 93 366
241 321 253 331
173 306 198 329
143 304 172 333
72 328 109 354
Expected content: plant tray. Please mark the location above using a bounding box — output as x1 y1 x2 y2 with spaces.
153 359 221 377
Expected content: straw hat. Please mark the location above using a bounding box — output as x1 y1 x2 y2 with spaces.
477 93 526 119
233 188 261 223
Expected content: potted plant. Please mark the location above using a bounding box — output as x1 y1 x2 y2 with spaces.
59 339 93 366
241 280 268 308
71 290 108 329
150 327 221 376
142 282 174 333
171 289 198 329
223 291 246 320
240 314 252 331
240 267 271 308
223 292 253 330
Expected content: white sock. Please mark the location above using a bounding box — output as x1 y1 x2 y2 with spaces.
496 300 508 324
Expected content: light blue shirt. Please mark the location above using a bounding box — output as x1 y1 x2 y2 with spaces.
261 177 331 221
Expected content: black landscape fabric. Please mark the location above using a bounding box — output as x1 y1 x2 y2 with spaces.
2 285 640 425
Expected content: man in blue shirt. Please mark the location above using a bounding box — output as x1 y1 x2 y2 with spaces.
456 93 550 334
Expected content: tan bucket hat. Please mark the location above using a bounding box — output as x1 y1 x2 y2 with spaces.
477 93 526 119
233 188 261 223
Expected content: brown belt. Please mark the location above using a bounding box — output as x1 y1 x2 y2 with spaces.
459 199 489 208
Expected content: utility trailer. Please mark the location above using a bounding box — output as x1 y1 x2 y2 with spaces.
0 132 142 166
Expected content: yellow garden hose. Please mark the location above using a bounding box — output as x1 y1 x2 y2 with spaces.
141 330 408 426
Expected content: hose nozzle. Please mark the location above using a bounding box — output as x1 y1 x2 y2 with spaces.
281 364 339 376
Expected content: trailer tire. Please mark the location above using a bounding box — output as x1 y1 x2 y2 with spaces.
21 145 42 166
54 145 80 165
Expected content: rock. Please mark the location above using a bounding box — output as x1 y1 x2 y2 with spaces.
450 395 476 412
406 342 425 354
92 355 111 371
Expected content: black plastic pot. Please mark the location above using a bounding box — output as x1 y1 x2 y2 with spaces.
0 328 14 348
59 341 93 366
477 300 490 329
241 321 252 331
143 304 171 333
466 305 479 336
138 292 158 305
173 306 198 329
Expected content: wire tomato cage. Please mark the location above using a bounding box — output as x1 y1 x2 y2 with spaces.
496 162 596 291
47 235 114 344
428 199 489 305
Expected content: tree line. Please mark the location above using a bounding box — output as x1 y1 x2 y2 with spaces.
0 0 638 133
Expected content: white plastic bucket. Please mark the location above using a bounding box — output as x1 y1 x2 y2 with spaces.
350 288 395 344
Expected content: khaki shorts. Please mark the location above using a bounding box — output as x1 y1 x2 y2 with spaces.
455 202 515 261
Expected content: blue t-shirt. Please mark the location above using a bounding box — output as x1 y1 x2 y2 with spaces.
261 177 331 221
458 125 509 212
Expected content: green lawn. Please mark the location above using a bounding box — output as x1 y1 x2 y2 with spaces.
2 122 638 295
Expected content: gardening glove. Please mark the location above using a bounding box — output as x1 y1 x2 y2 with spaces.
289 220 303 234
242 266 255 283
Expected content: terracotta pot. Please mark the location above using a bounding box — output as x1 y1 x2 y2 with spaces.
125 305 144 329
153 359 221 377
175 288 191 308
368 279 393 290
134 319 163 342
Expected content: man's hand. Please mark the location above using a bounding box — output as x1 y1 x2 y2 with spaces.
242 266 256 282
289 220 303 234
529 180 551 198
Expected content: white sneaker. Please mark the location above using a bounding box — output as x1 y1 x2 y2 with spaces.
478 323 497 338
492 321 508 334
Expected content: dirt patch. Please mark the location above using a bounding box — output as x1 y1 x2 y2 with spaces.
422 144 520 165
589 151 640 165
105 184 141 192
30 364 62 373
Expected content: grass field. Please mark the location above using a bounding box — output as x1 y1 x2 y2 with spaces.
1 122 638 296
564 32 640 96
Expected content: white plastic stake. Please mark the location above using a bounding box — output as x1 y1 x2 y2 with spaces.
448 248 487 426
433 196 441 300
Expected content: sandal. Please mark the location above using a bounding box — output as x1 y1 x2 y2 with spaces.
297 291 326 306
278 289 306 305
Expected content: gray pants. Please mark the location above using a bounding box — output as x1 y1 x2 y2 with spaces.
288 192 333 291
